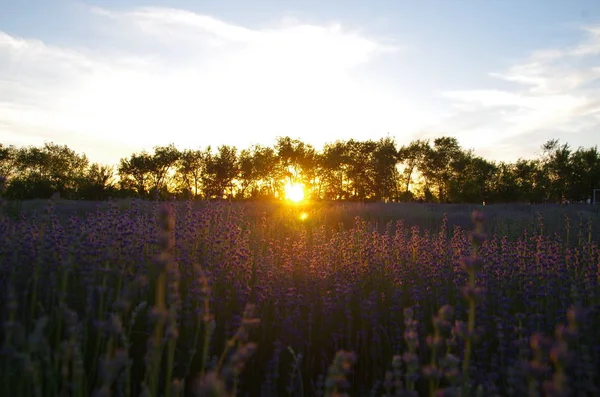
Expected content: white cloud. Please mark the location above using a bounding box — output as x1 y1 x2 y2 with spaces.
440 25 600 160
6 5 599 165
1 6 423 164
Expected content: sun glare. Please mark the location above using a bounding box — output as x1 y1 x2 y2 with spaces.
284 182 305 203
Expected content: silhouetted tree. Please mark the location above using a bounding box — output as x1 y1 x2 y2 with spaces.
371 137 399 201
0 144 17 183
250 144 280 198
319 141 351 200
448 153 496 203
489 162 519 203
275 137 311 181
4 135 600 203
541 139 572 202
511 158 545 203
397 139 429 199
79 163 115 200
569 146 600 201
346 139 377 199
7 142 88 199
237 147 258 198
175 148 205 199
298 144 319 199
118 151 153 196
419 137 462 202
147 144 180 198
202 145 238 199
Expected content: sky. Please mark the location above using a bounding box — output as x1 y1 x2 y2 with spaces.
1 0 600 165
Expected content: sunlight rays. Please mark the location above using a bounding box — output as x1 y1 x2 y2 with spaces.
284 182 305 203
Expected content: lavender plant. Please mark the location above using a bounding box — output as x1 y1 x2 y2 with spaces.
0 199 599 396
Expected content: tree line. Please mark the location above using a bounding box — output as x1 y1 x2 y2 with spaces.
1 136 599 203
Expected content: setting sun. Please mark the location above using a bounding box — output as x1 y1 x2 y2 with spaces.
284 182 305 202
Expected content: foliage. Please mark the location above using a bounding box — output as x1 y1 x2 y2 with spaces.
2 137 600 202
4 143 89 199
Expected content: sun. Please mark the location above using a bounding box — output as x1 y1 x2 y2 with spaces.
284 182 305 203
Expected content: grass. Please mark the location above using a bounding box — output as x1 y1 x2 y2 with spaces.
0 198 599 396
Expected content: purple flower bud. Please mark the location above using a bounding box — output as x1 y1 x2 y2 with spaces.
471 210 485 224
550 342 572 365
567 305 585 329
530 333 552 352
461 286 486 302
515 313 527 322
422 365 443 381
460 256 483 273
438 305 455 322
468 231 487 246
454 321 469 340
402 352 419 369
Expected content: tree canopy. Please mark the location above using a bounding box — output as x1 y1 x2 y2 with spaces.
1 137 599 203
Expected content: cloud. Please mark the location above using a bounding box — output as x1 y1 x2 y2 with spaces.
7 5 598 165
440 25 600 160
1 6 419 164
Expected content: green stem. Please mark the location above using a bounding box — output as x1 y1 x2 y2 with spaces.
429 334 439 397
29 263 40 330
164 337 176 397
148 272 166 397
90 264 109 387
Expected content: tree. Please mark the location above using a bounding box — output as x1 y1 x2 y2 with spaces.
541 139 572 202
569 146 600 201
44 143 89 196
148 144 180 197
79 163 115 200
4 135 600 203
345 139 377 199
0 144 17 183
371 136 399 201
237 147 258 199
274 136 319 199
298 144 319 199
319 141 351 200
202 145 238 199
448 153 497 203
251 145 280 198
448 150 471 202
489 162 519 203
7 142 88 199
397 139 429 198
175 148 205 198
419 137 462 202
118 151 154 196
511 158 546 203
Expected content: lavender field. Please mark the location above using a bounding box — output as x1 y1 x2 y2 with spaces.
1 199 599 397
